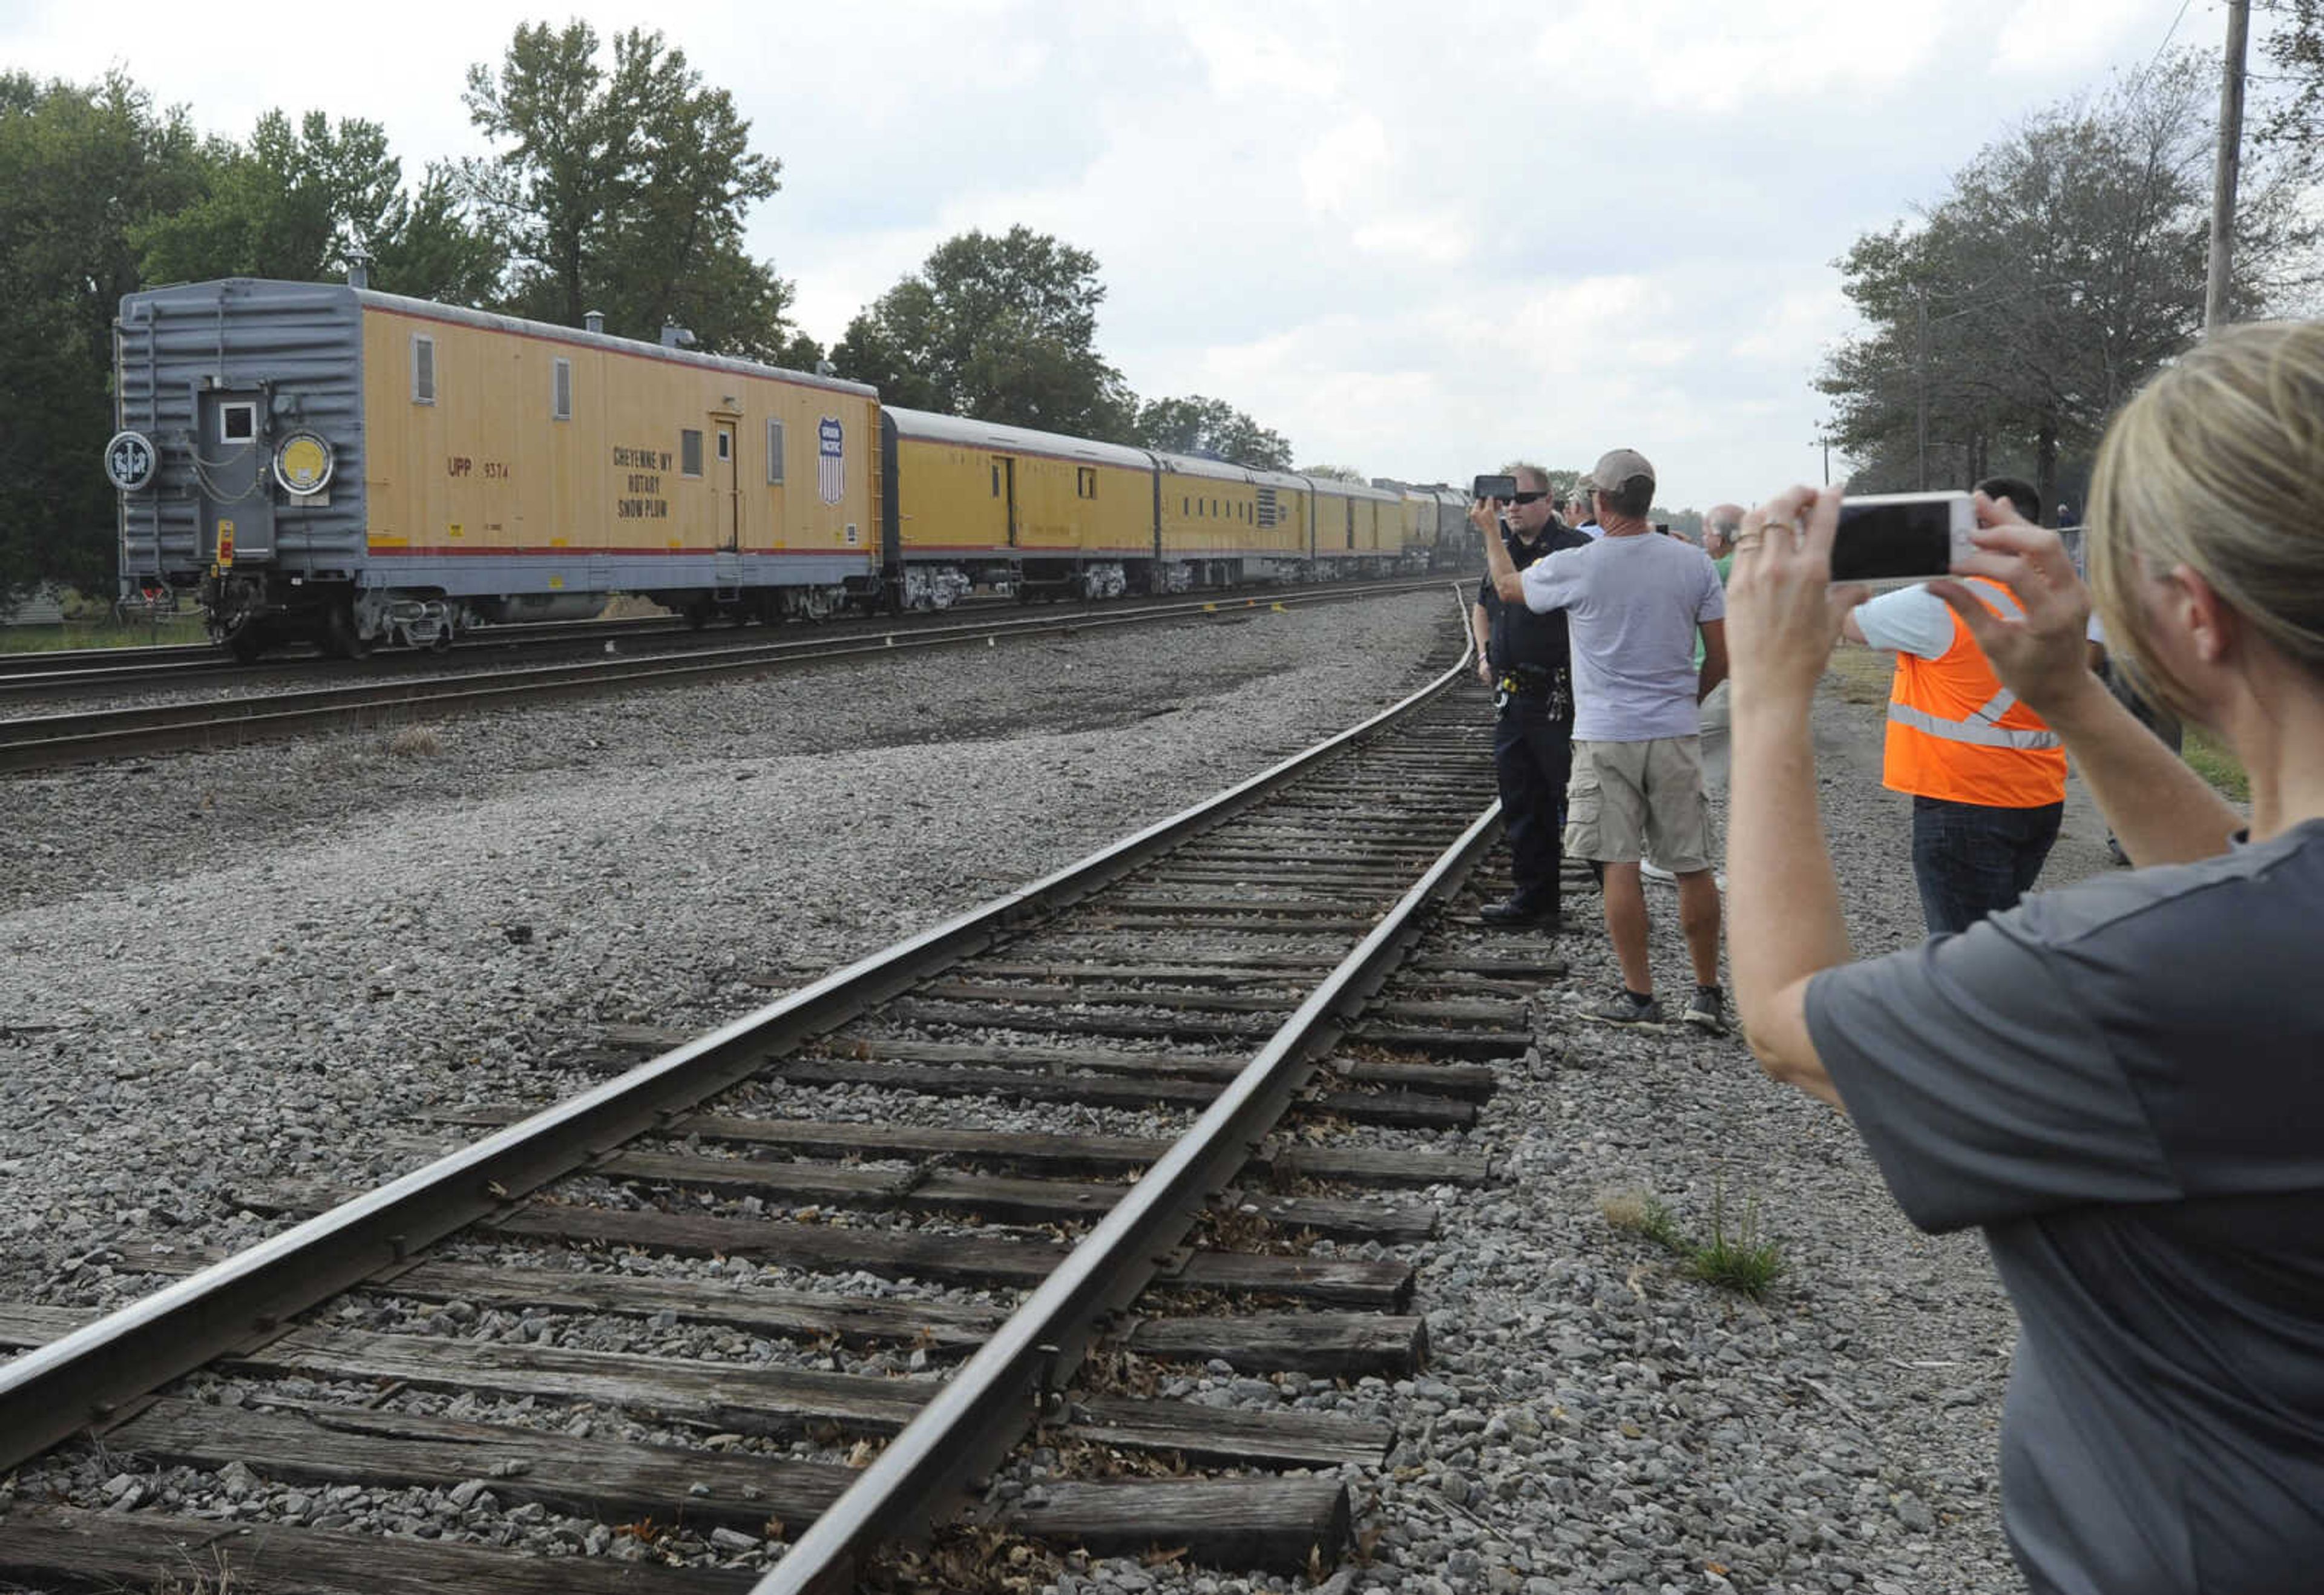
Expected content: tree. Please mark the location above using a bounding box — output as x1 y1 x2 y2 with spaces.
2259 0 2324 176
136 110 401 285
1819 54 2317 512
1129 395 1293 469
462 21 799 357
830 226 1135 435
1298 463 1368 482
366 161 508 305
133 108 505 307
0 71 206 599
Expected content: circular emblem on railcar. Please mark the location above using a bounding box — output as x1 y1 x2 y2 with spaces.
103 430 158 492
272 430 336 496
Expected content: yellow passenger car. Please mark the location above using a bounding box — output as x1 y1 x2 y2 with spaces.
880 408 1154 602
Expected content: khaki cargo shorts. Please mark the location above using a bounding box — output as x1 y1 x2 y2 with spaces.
1564 735 1715 872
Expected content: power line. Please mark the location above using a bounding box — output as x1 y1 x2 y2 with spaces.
2130 0 2201 99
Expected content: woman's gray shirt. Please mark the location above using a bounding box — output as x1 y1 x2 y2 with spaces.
1805 820 2324 1595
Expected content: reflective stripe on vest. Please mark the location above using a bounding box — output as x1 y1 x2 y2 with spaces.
1883 584 2063 751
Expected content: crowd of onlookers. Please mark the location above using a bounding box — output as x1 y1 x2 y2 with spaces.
1470 318 2324 1595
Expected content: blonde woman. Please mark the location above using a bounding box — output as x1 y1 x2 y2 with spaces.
1724 320 2324 1593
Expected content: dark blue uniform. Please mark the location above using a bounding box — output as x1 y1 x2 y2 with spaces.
1479 524 1589 921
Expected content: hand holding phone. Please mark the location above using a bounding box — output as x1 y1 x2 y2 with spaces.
1831 491 1975 581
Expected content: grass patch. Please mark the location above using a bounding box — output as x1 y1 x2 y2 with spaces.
1601 1180 1785 1301
1823 648 1892 706
0 616 210 652
2182 730 2250 803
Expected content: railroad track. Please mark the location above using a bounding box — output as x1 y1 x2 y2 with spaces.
0 615 697 699
0 581 1440 774
0 605 1553 1591
0 579 1454 702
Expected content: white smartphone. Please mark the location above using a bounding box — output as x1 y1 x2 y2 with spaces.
1830 490 1975 581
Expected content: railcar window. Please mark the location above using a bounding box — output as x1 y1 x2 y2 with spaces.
219 403 255 444
411 335 435 404
1077 467 1096 499
991 464 1002 496
1183 496 1189 515
766 418 786 484
552 358 572 421
717 431 731 462
681 429 704 478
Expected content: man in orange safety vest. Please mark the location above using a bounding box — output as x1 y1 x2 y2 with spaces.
1840 476 2068 935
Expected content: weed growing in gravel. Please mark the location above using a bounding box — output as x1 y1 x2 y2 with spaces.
1689 1178 1786 1300
387 723 444 757
1601 1182 1786 1300
1599 1188 1687 1252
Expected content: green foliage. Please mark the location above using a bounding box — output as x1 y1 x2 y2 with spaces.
366 161 507 306
1689 1180 1785 1300
2183 730 2251 803
1296 462 1367 482
2258 0 2324 175
1819 53 2319 512
0 70 207 600
831 226 1134 436
1603 1181 1786 1301
1129 395 1294 470
462 21 796 357
136 109 402 284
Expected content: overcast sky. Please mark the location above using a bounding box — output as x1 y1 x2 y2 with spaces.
13 0 2224 507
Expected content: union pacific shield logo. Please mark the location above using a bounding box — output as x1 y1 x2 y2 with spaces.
817 416 844 506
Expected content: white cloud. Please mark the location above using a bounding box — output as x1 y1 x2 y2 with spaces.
8 0 2199 507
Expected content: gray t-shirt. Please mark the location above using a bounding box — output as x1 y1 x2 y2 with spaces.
1805 820 2324 1595
1517 531 1724 741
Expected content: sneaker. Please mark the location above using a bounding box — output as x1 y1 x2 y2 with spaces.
1683 986 1728 1034
1586 988 1664 1026
1479 896 1560 930
1640 860 1677 884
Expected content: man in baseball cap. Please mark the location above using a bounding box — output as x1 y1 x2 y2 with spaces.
1473 446 1731 1033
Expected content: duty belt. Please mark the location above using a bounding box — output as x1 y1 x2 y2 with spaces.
1494 662 1572 719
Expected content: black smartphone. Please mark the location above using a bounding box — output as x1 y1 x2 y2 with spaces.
1831 492 1975 581
1472 473 1518 502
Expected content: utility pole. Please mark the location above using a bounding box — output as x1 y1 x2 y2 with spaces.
2206 0 2251 332
1915 289 1930 491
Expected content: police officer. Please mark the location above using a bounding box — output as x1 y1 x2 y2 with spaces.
1469 464 1590 927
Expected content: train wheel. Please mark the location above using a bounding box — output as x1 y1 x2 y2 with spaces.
326 601 372 660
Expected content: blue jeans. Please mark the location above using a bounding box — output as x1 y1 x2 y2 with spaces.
1494 704 1574 915
1911 796 2063 936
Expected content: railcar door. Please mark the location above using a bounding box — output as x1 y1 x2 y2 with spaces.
197 391 275 566
991 455 1018 548
715 421 739 551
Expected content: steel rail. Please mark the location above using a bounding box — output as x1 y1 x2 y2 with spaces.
0 582 1438 773
0 577 1446 692
0 584 1483 1477
753 749 1501 1593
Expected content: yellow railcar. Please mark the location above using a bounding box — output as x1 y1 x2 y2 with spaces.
1305 476 1403 576
880 408 1154 602
113 277 880 653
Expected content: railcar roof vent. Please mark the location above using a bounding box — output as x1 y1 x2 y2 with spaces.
585 310 605 334
346 250 370 290
660 323 696 349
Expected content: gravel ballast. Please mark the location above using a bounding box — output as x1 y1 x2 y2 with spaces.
0 589 2130 1593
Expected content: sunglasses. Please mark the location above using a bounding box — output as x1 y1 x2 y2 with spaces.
1506 491 1548 505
